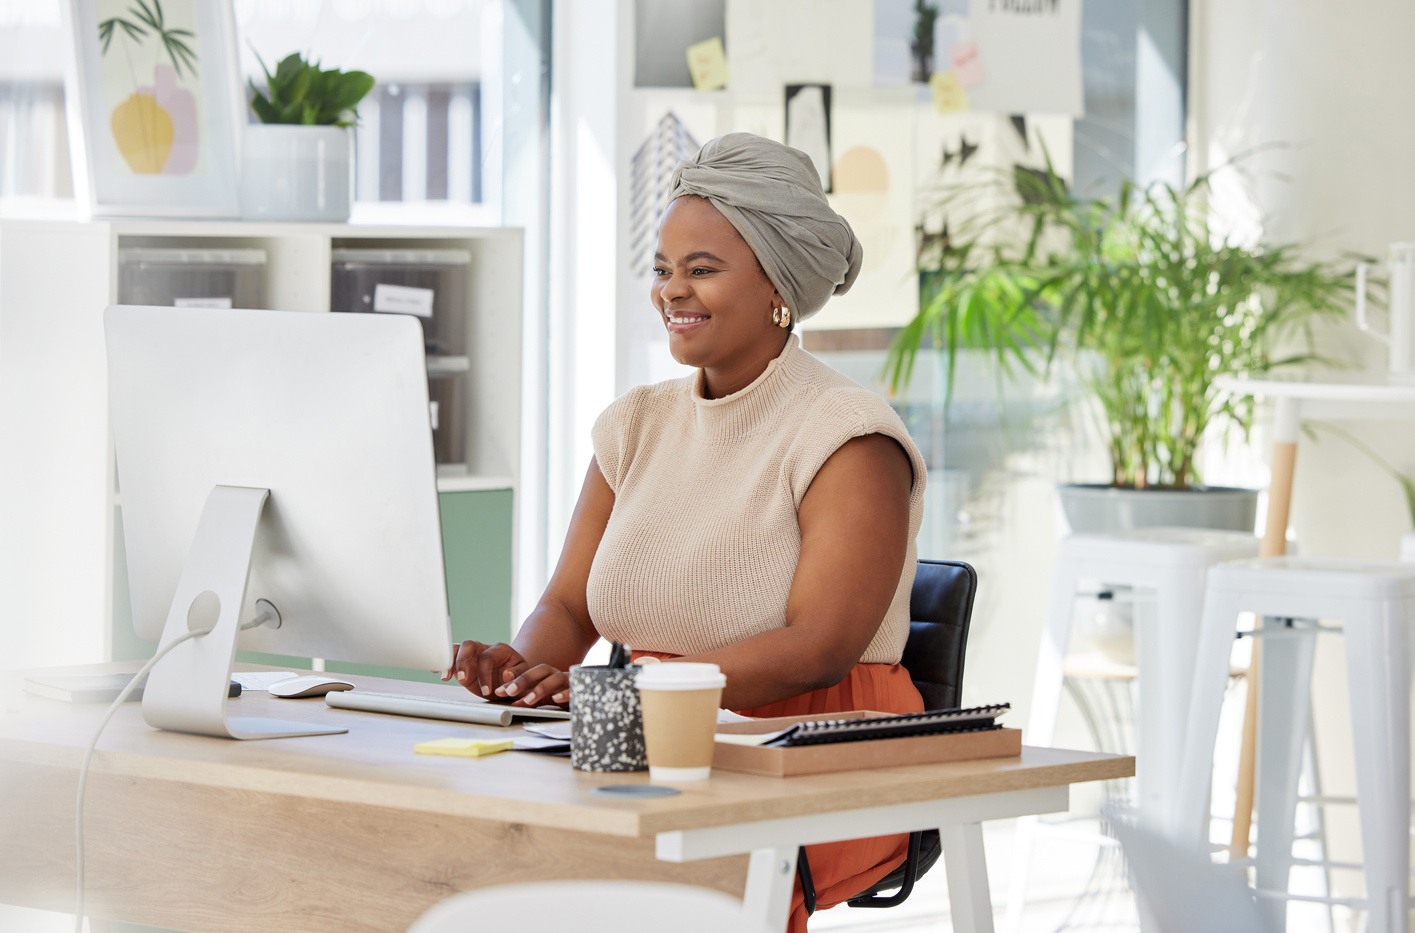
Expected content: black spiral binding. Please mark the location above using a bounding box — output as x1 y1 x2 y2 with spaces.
763 703 1010 747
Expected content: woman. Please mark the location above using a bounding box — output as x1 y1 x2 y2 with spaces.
446 132 929 930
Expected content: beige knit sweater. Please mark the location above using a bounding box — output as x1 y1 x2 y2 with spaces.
587 335 928 665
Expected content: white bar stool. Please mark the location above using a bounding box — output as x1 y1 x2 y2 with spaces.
1006 528 1258 931
1174 557 1415 933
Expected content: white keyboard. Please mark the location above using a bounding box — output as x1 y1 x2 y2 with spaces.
326 689 571 727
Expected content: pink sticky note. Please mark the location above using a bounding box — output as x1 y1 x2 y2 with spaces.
950 41 986 89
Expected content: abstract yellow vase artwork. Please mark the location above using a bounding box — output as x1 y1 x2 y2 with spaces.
111 93 174 174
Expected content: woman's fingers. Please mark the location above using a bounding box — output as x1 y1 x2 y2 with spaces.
477 643 527 697
449 641 527 696
499 665 569 707
450 640 485 689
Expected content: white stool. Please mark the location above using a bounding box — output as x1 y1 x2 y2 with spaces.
1006 528 1258 931
1174 557 1415 933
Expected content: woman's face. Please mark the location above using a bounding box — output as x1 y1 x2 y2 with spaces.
651 195 783 372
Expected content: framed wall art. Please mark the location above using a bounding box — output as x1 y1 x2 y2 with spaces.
61 0 244 217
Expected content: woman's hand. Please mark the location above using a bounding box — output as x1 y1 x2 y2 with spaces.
497 665 570 707
443 640 570 707
444 640 526 699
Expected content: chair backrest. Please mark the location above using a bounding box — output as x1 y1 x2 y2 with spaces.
407 881 771 933
902 559 978 711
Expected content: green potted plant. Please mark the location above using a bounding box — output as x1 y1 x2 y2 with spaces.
241 52 374 222
887 159 1360 532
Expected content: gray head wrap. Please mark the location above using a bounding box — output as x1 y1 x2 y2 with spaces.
668 132 863 322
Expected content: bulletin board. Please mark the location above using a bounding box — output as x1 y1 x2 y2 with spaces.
623 0 1083 334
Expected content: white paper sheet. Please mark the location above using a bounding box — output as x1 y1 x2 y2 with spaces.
963 0 1084 117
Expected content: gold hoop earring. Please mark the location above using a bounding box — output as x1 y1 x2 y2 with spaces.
774 306 791 329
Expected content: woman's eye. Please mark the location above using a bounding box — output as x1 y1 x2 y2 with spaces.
691 267 712 276
651 267 668 277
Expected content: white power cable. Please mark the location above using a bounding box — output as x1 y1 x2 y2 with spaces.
73 629 202 933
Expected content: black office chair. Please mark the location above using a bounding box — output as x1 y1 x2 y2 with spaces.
796 559 979 916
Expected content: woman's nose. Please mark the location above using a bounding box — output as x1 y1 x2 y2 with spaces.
659 268 691 300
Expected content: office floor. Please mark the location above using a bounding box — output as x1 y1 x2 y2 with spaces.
810 816 1139 933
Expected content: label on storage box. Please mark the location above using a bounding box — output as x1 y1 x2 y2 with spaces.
373 283 435 318
174 297 233 309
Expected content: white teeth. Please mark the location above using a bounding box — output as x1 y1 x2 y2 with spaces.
669 314 706 324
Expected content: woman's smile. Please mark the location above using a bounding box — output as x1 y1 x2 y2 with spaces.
665 309 710 334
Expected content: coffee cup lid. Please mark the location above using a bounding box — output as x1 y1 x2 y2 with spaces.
635 662 726 691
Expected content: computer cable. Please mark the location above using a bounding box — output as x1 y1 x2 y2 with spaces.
73 601 282 930
72 628 201 933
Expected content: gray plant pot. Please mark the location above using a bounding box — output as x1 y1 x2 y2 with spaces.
1057 483 1259 535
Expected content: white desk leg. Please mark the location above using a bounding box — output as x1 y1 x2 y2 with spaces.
742 845 797 932
942 822 996 933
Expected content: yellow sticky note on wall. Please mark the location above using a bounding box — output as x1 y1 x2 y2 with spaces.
687 36 729 91
415 737 514 758
930 71 970 114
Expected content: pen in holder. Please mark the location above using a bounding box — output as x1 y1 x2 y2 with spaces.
569 655 647 772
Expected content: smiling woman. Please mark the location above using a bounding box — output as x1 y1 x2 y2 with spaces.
445 133 930 932
651 195 787 398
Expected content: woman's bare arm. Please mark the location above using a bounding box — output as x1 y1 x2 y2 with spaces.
680 433 913 710
446 459 612 703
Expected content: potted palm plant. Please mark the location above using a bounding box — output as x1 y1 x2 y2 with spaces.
241 52 374 222
887 159 1360 532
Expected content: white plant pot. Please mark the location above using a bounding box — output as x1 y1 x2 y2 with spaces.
1401 530 1415 562
240 124 352 222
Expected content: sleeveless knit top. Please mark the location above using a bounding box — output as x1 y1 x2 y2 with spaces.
586 335 928 665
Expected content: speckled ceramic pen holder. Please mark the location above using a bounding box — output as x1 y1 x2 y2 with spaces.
569 665 648 772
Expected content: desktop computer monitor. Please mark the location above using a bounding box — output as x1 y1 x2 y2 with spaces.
105 305 452 739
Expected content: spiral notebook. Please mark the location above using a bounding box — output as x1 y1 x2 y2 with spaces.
759 703 1010 748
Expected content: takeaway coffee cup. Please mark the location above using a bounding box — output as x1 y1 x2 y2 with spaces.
635 662 727 782
569 665 648 772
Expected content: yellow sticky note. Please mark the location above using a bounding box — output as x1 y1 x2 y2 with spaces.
687 36 729 91
930 70 970 114
415 737 514 758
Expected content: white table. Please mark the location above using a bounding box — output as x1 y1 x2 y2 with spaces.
1211 371 1415 855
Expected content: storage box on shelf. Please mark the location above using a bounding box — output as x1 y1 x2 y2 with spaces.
118 246 268 309
331 248 474 469
0 219 524 679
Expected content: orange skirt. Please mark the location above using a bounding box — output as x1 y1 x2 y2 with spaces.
634 651 926 932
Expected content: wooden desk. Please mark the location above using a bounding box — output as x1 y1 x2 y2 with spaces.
0 666 1132 933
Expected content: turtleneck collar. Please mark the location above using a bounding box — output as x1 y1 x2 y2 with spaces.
691 334 805 437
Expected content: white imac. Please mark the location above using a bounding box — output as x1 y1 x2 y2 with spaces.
105 305 452 739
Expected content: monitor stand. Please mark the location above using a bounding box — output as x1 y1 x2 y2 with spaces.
141 485 347 740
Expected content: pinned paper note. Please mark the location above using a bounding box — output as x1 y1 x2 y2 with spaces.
929 71 970 114
686 37 729 91
961 0 1083 116
949 40 986 88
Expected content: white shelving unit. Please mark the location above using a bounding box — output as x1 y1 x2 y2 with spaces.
0 219 523 670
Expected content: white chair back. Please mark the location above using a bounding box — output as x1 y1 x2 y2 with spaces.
1111 816 1272 933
